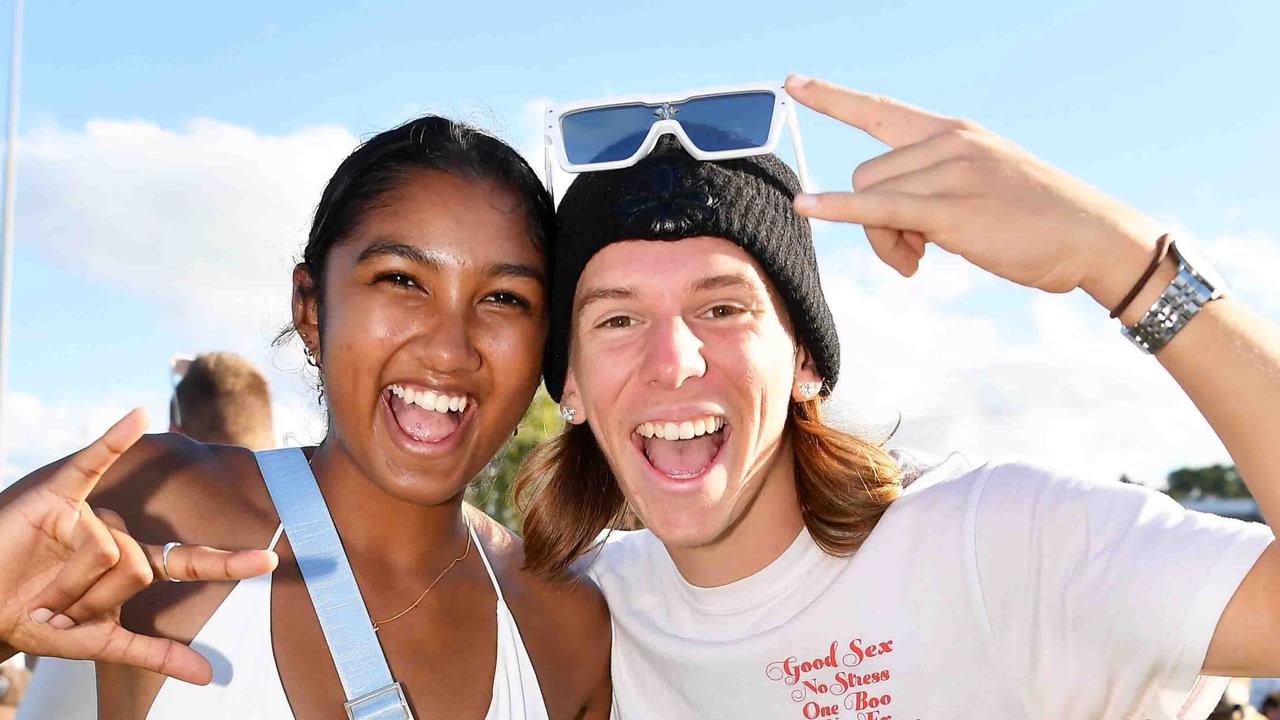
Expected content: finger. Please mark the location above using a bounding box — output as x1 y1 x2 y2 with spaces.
143 542 278 583
903 231 929 258
864 226 921 277
29 511 122 617
62 522 153 624
786 75 965 148
852 131 975 192
90 622 213 685
795 189 940 232
51 409 148 508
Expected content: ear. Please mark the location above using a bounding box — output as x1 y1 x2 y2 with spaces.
291 263 321 361
791 343 824 402
559 367 587 425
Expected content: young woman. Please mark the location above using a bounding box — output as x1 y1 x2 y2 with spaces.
516 76 1280 719
0 116 612 719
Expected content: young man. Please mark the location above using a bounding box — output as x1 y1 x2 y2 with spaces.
170 351 275 451
517 76 1280 718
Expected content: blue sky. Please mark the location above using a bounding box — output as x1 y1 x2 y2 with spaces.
2 0 1277 485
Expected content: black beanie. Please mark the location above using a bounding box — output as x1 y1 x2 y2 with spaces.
544 137 839 402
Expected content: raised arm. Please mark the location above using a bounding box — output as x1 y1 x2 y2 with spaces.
785 74 1280 676
0 409 278 684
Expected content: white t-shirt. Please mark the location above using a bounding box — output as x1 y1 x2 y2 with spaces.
587 452 1274 720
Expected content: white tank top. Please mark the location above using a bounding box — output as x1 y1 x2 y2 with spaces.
147 522 549 719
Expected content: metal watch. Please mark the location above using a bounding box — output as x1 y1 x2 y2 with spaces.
1121 241 1224 354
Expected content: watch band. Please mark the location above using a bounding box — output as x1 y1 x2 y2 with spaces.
1121 242 1222 354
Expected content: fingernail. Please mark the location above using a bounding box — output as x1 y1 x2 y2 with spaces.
29 607 53 624
794 193 817 212
788 74 813 89
49 614 75 630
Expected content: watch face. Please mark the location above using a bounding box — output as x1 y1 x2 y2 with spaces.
1175 240 1229 296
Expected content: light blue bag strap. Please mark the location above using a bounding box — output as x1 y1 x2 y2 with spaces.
254 448 413 720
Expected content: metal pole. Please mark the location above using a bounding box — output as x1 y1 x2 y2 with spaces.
0 0 23 474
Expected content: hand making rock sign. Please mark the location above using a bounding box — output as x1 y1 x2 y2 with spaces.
0 409 278 685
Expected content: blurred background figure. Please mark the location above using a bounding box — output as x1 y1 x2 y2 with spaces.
15 351 274 719
1261 692 1280 720
169 352 275 451
0 655 29 720
1209 679 1265 720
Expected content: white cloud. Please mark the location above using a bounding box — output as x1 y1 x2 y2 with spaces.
0 390 165 486
19 118 359 337
821 227 1276 488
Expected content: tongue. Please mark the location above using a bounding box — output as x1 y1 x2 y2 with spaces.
389 393 460 443
644 433 721 477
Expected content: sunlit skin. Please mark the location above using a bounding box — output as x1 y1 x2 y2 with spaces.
0 167 613 719
561 237 822 586
298 169 548 523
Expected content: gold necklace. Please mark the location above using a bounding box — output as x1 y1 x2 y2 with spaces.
371 521 473 631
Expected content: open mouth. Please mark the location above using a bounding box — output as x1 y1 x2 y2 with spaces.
384 383 472 446
634 415 729 481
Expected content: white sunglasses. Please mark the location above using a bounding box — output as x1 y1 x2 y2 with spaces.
542 81 812 197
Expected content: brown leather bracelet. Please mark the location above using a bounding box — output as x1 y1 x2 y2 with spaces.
1110 233 1172 319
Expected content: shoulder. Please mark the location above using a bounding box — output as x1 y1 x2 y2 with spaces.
88 433 277 549
465 508 610 637
465 509 611 711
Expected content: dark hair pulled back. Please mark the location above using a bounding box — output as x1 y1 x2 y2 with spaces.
284 115 553 344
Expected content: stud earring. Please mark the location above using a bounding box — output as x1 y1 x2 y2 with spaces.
560 405 577 423
798 381 821 400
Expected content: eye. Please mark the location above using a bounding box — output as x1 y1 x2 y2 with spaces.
597 315 635 329
701 304 744 320
484 290 532 310
374 272 420 290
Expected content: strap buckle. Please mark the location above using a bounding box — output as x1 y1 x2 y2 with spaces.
344 682 413 720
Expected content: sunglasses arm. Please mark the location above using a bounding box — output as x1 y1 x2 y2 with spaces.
542 131 556 200
786 103 813 195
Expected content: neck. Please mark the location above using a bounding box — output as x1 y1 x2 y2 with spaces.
666 439 806 588
307 439 470 571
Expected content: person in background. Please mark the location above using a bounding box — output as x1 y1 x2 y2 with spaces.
170 352 275 451
16 352 276 719
0 655 29 720
1262 692 1280 720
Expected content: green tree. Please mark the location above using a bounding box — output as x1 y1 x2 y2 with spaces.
465 387 563 532
1165 464 1251 501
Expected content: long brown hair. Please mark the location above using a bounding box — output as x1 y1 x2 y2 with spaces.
515 398 902 579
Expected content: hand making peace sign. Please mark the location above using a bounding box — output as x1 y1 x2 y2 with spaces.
0 409 278 685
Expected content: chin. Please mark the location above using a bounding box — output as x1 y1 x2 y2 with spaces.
631 497 734 550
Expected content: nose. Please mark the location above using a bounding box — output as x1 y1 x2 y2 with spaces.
415 306 481 374
640 315 706 390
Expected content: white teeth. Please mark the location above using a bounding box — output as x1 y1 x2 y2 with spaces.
387 384 468 415
635 415 726 440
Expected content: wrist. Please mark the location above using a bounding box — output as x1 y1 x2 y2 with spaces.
1079 220 1171 321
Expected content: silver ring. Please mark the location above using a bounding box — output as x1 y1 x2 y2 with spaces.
161 541 183 583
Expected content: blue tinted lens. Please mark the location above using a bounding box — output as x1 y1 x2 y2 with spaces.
677 91 776 152
560 104 656 164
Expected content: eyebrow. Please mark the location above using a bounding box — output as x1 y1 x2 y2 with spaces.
487 262 546 286
575 286 635 314
357 241 545 285
355 240 443 269
575 273 759 315
690 273 758 295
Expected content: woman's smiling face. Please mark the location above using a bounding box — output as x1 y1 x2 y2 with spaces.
563 236 820 549
299 169 547 503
